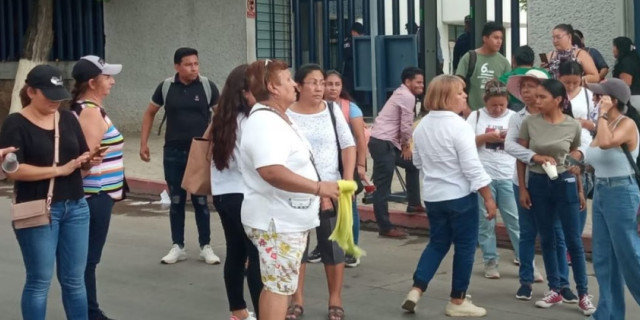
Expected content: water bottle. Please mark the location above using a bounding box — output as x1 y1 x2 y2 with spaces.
2 153 19 173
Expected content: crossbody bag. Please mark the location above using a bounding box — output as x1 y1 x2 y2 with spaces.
11 111 59 229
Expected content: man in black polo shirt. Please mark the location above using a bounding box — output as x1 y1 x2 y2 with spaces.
139 47 221 265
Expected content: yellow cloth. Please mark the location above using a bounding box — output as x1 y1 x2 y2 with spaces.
329 180 366 258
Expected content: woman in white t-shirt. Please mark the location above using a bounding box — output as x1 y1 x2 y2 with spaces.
209 64 261 320
286 64 356 320
240 59 340 320
466 79 520 280
558 60 595 234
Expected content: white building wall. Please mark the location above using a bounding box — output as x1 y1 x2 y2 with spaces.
527 0 630 71
103 0 249 132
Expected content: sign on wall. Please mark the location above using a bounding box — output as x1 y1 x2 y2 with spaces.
247 0 256 18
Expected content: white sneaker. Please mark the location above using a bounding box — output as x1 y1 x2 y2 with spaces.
200 245 221 265
161 244 187 264
401 289 422 313
484 260 500 279
230 311 256 320
533 266 544 283
445 296 487 317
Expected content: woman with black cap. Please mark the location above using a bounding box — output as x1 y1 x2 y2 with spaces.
585 78 640 319
0 64 93 320
71 55 124 320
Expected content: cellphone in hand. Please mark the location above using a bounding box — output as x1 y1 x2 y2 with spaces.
539 53 549 64
91 146 110 158
563 154 585 171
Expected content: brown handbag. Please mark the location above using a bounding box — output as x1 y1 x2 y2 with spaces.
181 134 213 196
11 112 59 229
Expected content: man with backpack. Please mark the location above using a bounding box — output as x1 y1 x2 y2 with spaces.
456 22 512 113
139 47 221 265
368 67 425 239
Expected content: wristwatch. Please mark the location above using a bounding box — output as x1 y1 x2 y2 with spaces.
599 113 609 120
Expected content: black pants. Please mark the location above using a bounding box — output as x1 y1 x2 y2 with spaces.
213 194 262 314
84 192 115 318
368 137 421 232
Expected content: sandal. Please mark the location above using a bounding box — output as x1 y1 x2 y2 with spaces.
286 304 304 320
328 306 345 320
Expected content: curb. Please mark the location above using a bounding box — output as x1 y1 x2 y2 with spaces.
127 176 606 254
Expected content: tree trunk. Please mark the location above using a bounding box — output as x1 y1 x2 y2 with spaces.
9 0 55 113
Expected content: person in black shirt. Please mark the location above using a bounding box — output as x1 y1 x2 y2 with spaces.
613 37 640 107
0 65 94 320
139 47 221 265
342 22 365 97
574 30 609 80
452 15 472 73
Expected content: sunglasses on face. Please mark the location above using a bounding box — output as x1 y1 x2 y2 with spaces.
485 86 508 94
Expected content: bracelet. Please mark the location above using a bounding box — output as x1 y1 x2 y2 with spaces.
315 182 321 195
599 113 609 120
357 164 366 167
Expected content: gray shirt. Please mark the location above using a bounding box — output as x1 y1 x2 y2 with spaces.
519 114 581 174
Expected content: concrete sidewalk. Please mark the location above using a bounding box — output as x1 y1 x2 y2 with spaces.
121 132 596 252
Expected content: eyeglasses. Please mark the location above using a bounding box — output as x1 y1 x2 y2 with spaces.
302 80 326 88
485 86 508 94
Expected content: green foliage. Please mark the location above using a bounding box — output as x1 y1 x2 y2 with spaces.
520 0 527 10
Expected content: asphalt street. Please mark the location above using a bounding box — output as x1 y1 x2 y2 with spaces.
0 185 638 319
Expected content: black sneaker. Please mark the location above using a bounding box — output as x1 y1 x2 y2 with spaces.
560 287 579 304
307 246 322 263
345 255 360 268
515 284 532 300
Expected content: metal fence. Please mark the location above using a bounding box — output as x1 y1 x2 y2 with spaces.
0 0 105 62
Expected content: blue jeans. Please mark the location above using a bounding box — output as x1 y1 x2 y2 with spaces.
478 179 520 263
15 198 90 320
164 147 211 247
592 176 640 319
84 192 114 318
412 194 478 299
352 199 360 245
528 172 589 295
513 184 569 286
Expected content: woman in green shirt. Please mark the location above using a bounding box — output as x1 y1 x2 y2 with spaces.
517 79 595 316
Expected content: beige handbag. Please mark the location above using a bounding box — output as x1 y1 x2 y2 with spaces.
181 119 213 196
11 112 59 229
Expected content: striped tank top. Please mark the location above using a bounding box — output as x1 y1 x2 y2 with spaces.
74 100 125 200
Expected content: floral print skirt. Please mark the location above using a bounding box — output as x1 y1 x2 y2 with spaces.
244 222 309 295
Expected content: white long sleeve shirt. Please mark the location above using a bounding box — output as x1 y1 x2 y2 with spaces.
505 107 535 186
412 110 491 202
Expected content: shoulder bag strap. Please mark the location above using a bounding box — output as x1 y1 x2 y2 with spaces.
620 143 640 180
47 112 59 208
326 101 344 175
250 107 322 181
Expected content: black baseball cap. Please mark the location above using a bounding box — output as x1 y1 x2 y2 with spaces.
72 55 122 83
25 65 71 101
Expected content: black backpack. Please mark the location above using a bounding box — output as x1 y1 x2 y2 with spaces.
464 50 478 95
